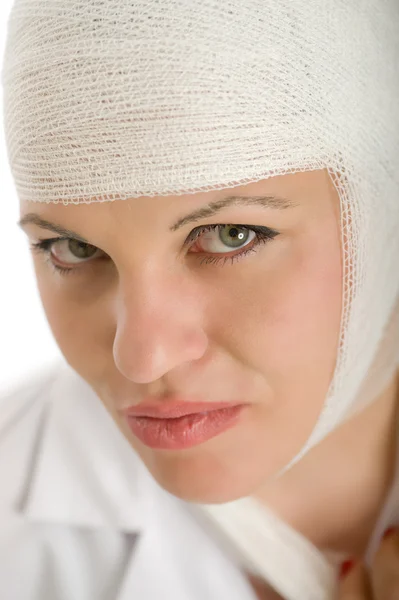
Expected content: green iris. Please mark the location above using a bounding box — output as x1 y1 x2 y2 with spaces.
219 225 250 248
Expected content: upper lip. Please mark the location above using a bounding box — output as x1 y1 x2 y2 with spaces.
120 399 243 419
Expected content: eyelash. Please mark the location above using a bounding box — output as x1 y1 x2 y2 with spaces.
29 223 280 277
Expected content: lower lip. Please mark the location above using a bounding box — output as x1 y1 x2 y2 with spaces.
125 405 245 450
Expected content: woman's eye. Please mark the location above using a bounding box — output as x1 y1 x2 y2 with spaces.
192 225 256 253
30 237 106 275
51 239 102 263
186 223 280 265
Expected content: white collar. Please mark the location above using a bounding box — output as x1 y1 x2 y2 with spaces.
22 359 161 532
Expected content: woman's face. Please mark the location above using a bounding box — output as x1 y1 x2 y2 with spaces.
19 168 342 502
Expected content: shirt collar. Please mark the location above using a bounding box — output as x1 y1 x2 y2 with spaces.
22 359 160 532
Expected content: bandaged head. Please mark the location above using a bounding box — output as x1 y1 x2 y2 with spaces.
2 1 399 598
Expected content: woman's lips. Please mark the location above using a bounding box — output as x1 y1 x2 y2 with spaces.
120 401 246 450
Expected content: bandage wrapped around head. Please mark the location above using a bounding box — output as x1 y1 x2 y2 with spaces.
2 1 399 598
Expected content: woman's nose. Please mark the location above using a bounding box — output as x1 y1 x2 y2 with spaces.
112 271 208 384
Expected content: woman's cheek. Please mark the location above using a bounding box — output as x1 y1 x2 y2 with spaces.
263 239 342 375
214 235 342 378
35 267 108 369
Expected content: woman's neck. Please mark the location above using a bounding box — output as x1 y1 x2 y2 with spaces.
254 371 399 558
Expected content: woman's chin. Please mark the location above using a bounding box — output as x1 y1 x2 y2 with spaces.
142 452 270 504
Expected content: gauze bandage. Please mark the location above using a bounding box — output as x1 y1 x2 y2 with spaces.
2 1 399 598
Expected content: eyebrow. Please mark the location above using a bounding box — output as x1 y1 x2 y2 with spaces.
18 214 90 243
169 194 296 231
18 194 296 239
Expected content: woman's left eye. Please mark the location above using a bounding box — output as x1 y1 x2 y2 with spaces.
185 224 280 265
29 223 280 276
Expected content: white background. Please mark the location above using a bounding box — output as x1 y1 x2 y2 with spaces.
0 1 62 393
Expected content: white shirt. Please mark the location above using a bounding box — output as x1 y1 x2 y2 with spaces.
0 359 260 600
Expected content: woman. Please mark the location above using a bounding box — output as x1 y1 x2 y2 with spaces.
1 0 398 598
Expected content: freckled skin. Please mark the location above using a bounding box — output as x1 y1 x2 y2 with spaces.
21 168 343 503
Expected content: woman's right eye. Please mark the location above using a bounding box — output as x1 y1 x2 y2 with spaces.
51 238 102 262
30 237 106 275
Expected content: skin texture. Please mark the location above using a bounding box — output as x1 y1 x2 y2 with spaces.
19 168 399 570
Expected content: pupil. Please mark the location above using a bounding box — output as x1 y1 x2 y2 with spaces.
220 226 249 248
